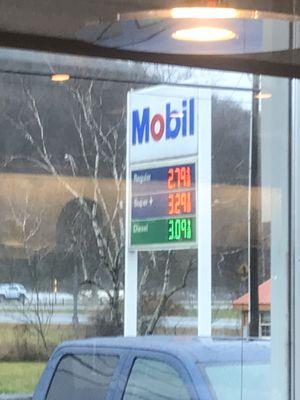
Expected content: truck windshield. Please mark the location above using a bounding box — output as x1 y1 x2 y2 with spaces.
201 363 270 400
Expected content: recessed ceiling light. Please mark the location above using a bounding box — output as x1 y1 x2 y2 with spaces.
255 92 272 100
171 7 239 19
2 240 24 248
172 27 236 42
51 74 70 82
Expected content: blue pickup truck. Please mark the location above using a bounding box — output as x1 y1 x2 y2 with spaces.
33 336 270 400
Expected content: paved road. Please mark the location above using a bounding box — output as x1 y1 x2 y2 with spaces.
0 291 240 329
158 316 241 329
0 311 89 325
0 311 241 329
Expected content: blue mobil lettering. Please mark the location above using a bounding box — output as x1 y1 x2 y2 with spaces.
132 98 195 145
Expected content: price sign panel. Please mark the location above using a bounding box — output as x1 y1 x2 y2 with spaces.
130 160 197 250
125 86 211 336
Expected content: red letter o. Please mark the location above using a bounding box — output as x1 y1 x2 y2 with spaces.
150 114 164 141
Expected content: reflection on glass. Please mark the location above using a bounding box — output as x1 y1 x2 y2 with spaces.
0 49 290 398
204 363 271 400
123 358 190 400
46 354 118 400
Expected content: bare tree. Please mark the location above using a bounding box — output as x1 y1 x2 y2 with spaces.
22 256 54 353
5 193 54 352
68 81 126 327
138 251 196 335
4 78 126 330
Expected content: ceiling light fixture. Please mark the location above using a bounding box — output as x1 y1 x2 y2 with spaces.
51 74 70 82
255 92 272 100
172 27 236 42
120 7 300 22
171 7 238 19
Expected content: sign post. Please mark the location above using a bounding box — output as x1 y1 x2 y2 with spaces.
124 85 211 336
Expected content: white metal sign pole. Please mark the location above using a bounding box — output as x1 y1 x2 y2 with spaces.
197 92 212 336
124 250 138 336
124 92 138 337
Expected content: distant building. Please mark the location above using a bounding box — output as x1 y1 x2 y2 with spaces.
233 279 271 338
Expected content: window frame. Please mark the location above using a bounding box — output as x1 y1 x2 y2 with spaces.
259 311 271 338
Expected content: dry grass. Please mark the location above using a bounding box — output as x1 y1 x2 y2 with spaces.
0 324 87 361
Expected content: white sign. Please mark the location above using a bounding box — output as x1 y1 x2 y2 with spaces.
128 86 210 164
125 84 212 338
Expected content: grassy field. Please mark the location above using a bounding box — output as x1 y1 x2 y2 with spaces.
0 362 45 393
184 308 241 319
0 323 87 362
0 323 76 344
213 308 241 320
0 323 83 394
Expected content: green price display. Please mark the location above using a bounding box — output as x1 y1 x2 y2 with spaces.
168 218 193 241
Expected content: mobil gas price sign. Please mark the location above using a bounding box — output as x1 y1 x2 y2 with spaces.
127 85 210 250
130 161 197 248
128 86 205 164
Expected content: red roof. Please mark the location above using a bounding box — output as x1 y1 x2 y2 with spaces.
233 279 271 306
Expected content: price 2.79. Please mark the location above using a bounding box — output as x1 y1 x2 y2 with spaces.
167 166 192 190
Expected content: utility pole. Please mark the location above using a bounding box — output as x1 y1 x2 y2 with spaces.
249 75 261 337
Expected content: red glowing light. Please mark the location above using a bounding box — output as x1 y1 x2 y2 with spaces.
167 166 192 189
168 192 192 215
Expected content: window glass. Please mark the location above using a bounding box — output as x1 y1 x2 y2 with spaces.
259 312 271 337
0 48 290 399
261 312 270 324
203 363 271 400
123 358 190 400
46 354 118 400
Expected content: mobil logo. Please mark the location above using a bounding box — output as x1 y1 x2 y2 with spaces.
132 98 195 145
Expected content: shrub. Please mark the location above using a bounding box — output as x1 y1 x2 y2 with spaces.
86 310 123 337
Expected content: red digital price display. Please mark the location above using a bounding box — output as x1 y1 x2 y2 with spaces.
168 192 192 215
167 166 193 216
167 166 192 189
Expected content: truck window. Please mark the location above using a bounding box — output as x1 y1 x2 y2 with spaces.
46 354 119 400
123 358 191 400
202 362 271 400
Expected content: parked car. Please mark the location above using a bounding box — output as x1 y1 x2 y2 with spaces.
33 336 270 400
0 283 27 304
